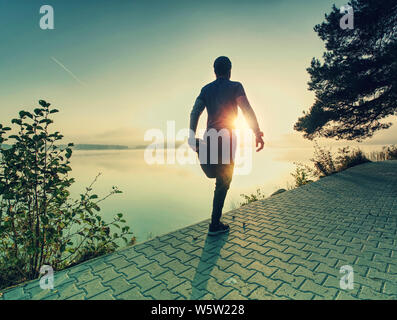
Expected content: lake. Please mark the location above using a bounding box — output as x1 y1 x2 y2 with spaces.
68 146 310 243
68 143 385 243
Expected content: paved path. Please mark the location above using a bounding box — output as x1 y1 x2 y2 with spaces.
1 161 397 300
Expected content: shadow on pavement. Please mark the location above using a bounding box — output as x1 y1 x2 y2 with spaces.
190 232 229 299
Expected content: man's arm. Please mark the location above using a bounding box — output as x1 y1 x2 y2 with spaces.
189 98 205 150
236 95 265 152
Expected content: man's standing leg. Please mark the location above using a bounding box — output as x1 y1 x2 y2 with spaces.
207 130 236 235
210 163 234 226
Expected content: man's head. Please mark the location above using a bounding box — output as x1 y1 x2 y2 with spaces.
214 56 232 79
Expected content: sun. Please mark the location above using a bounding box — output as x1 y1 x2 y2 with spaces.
233 112 250 130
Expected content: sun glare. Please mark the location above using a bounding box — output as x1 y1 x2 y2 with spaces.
234 112 250 130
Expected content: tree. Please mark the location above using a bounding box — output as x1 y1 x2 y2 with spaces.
295 0 397 140
0 100 133 289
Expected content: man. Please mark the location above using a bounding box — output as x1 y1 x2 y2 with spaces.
189 56 265 236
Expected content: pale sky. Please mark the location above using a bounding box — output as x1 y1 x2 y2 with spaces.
1 0 396 147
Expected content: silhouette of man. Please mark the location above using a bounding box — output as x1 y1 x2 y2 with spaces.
189 56 264 236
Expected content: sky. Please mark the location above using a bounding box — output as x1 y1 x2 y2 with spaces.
1 0 396 148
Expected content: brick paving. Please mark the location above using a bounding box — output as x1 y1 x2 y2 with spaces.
1 161 397 300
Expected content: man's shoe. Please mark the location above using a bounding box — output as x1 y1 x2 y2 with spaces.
208 222 230 236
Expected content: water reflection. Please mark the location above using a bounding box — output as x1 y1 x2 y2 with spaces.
68 148 302 242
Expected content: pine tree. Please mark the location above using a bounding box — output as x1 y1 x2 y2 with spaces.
295 0 397 140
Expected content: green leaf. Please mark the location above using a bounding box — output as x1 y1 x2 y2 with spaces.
34 108 43 115
11 119 22 125
39 100 50 108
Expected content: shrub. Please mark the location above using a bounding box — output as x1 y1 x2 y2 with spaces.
385 145 397 160
0 100 133 290
310 142 337 177
239 188 266 206
310 143 370 178
335 147 370 172
369 145 397 161
291 163 314 187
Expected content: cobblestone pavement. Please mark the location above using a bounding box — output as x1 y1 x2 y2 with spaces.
1 161 397 300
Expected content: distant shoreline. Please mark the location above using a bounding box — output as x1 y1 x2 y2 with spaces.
1 143 129 151
72 144 129 150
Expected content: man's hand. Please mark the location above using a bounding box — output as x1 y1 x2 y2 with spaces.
255 131 265 152
188 136 198 152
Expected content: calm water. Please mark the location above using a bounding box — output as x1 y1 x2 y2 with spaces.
69 143 386 243
68 147 308 243
68 143 386 242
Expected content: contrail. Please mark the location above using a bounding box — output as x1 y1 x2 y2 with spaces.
51 56 86 86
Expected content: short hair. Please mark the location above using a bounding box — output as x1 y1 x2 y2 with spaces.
214 56 232 77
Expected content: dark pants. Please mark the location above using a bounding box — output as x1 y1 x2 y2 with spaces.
211 163 234 225
197 129 236 226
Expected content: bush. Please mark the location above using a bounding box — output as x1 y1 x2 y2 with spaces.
0 100 133 290
310 143 370 178
369 145 397 161
335 147 370 172
385 145 397 160
239 188 266 206
291 163 313 187
310 142 337 177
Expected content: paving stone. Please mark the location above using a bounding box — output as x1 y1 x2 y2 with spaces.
77 278 110 299
222 290 248 300
90 290 115 300
170 250 195 264
271 269 305 289
299 279 338 299
141 261 169 277
171 281 206 299
359 286 394 300
116 287 150 300
118 264 146 280
118 247 144 260
144 283 181 300
69 269 100 285
129 273 162 292
275 283 314 300
163 259 190 275
103 276 135 296
383 281 397 295
2 287 29 300
150 252 176 266
246 261 278 277
335 291 360 300
96 266 121 282
196 277 233 299
224 263 256 281
247 287 279 300
221 275 258 297
107 256 133 270
268 258 297 273
225 252 255 267
246 272 282 293
294 266 327 285
154 270 186 290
